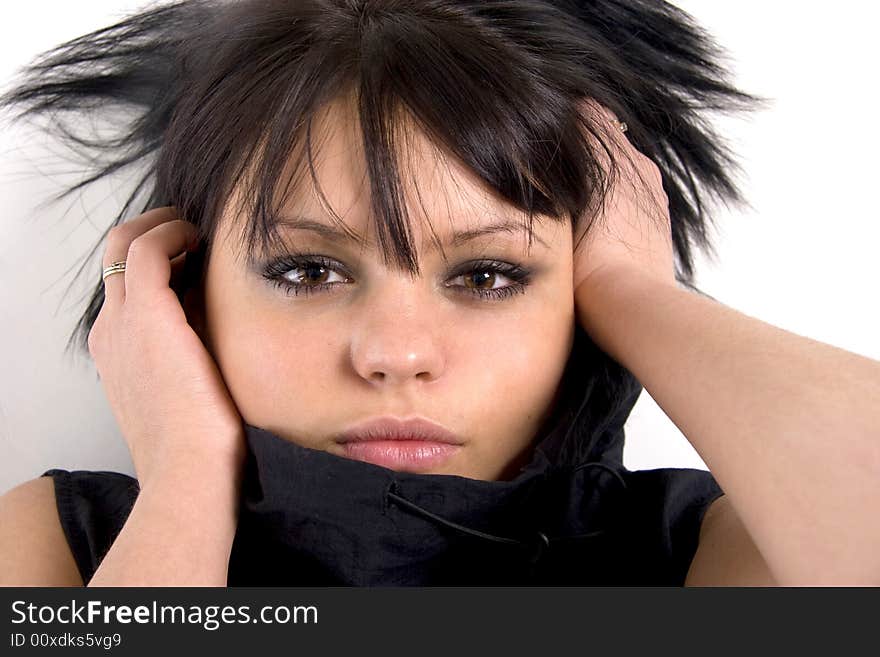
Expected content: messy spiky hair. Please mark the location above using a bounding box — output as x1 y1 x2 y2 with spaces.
0 0 764 467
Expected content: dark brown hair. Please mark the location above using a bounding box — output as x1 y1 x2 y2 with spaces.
0 0 764 466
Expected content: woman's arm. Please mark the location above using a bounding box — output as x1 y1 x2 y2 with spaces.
82 207 248 586
576 264 880 586
88 454 242 587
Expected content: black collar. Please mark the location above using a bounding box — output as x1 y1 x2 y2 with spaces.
228 419 634 585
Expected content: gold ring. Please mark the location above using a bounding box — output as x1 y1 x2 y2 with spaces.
102 261 127 282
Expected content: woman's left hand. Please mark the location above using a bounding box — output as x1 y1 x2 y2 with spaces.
571 99 676 296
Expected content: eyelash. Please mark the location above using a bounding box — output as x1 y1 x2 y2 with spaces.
260 252 532 302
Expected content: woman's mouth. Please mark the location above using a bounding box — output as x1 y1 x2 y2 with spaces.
339 440 461 472
335 415 465 472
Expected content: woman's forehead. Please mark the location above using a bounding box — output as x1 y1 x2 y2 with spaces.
217 94 568 261
263 210 555 254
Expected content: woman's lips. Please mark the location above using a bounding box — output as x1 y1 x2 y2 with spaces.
339 440 461 472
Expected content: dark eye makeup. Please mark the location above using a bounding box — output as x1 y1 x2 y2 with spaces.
259 252 533 302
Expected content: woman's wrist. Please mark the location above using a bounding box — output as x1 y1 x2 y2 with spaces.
575 264 676 360
88 458 242 587
136 424 247 493
139 455 244 528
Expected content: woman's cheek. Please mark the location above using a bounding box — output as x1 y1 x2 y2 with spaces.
470 316 567 405
213 316 326 422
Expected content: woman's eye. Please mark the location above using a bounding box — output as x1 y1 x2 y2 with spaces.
445 266 529 301
281 262 349 287
261 255 352 297
261 255 531 301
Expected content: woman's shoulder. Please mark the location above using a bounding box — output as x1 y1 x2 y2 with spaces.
40 467 141 507
0 469 140 586
41 468 141 585
580 461 723 534
0 474 85 585
41 468 141 526
611 465 725 584
621 465 724 518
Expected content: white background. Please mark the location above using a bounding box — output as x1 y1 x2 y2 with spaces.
1 1 878 494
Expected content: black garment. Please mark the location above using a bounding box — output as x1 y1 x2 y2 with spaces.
42 416 723 586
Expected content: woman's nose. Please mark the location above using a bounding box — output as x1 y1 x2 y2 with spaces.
348 293 446 386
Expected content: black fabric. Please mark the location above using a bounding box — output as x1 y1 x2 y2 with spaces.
40 468 140 586
41 420 724 586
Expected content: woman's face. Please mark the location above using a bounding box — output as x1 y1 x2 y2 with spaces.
195 98 575 481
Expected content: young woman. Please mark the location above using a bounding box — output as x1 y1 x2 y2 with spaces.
0 0 877 587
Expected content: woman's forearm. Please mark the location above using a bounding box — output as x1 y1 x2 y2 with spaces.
87 459 241 587
576 265 880 585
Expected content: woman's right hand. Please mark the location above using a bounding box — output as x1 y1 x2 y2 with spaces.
89 206 246 490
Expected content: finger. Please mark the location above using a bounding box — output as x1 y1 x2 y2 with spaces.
101 206 181 306
123 219 199 305
578 99 634 194
582 101 665 213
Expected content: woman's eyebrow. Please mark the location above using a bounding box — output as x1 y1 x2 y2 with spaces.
270 214 550 251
